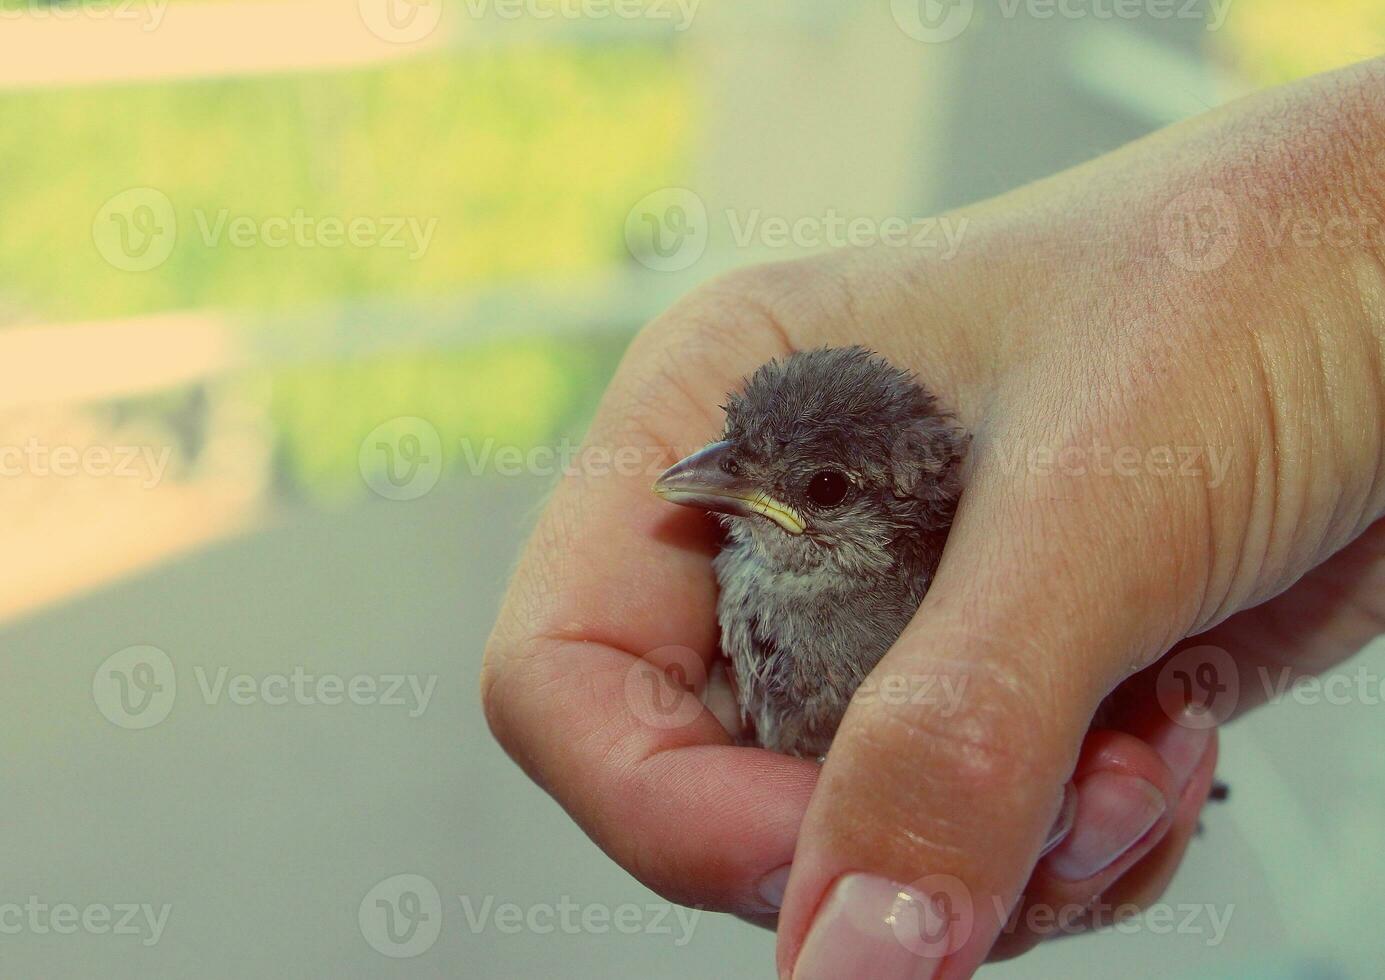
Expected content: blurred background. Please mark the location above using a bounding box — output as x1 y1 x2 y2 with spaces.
1 0 1382 976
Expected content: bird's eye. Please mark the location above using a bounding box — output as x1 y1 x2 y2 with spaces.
805 469 849 508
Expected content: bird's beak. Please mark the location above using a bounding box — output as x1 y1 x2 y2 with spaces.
652 440 805 535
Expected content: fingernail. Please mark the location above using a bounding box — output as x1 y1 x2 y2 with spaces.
1149 705 1214 789
1046 772 1166 882
793 874 946 980
758 865 792 910
1039 783 1077 858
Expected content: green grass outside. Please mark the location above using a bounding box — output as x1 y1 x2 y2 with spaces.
0 42 690 321
1 37 689 500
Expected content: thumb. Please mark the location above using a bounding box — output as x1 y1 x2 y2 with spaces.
774 436 1188 979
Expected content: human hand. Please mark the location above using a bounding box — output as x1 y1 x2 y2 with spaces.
482 58 1385 977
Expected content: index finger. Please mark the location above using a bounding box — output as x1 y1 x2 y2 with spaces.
482 281 817 914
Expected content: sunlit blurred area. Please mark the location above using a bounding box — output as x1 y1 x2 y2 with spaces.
3 0 1381 620
2 1 1382 977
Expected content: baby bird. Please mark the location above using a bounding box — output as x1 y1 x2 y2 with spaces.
652 346 968 757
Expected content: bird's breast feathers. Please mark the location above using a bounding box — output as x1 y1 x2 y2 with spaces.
712 540 921 755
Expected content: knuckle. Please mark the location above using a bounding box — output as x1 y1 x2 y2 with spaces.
654 289 788 369
479 634 526 753
680 259 807 311
843 656 1062 806
636 266 776 351
614 278 796 453
478 644 510 745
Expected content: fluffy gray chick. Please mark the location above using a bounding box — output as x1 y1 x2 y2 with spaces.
653 346 968 757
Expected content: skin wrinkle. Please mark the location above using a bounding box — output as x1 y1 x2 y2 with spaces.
731 283 801 362
622 748 813 907
1347 256 1385 521
1102 304 1227 640
975 374 1187 676
1312 311 1358 546
947 498 1085 667
627 290 791 430
1196 453 1221 647
1317 63 1385 218
1298 316 1343 569
1096 279 1279 631
481 642 582 788
824 242 999 417
1219 327 1282 629
494 491 585 645
631 350 734 449
1165 517 1385 726
866 251 994 417
520 479 706 647
1215 267 1384 621
1263 67 1385 537
1199 376 1259 633
1272 323 1317 591
821 260 861 334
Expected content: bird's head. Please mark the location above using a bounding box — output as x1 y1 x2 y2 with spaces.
653 346 967 575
